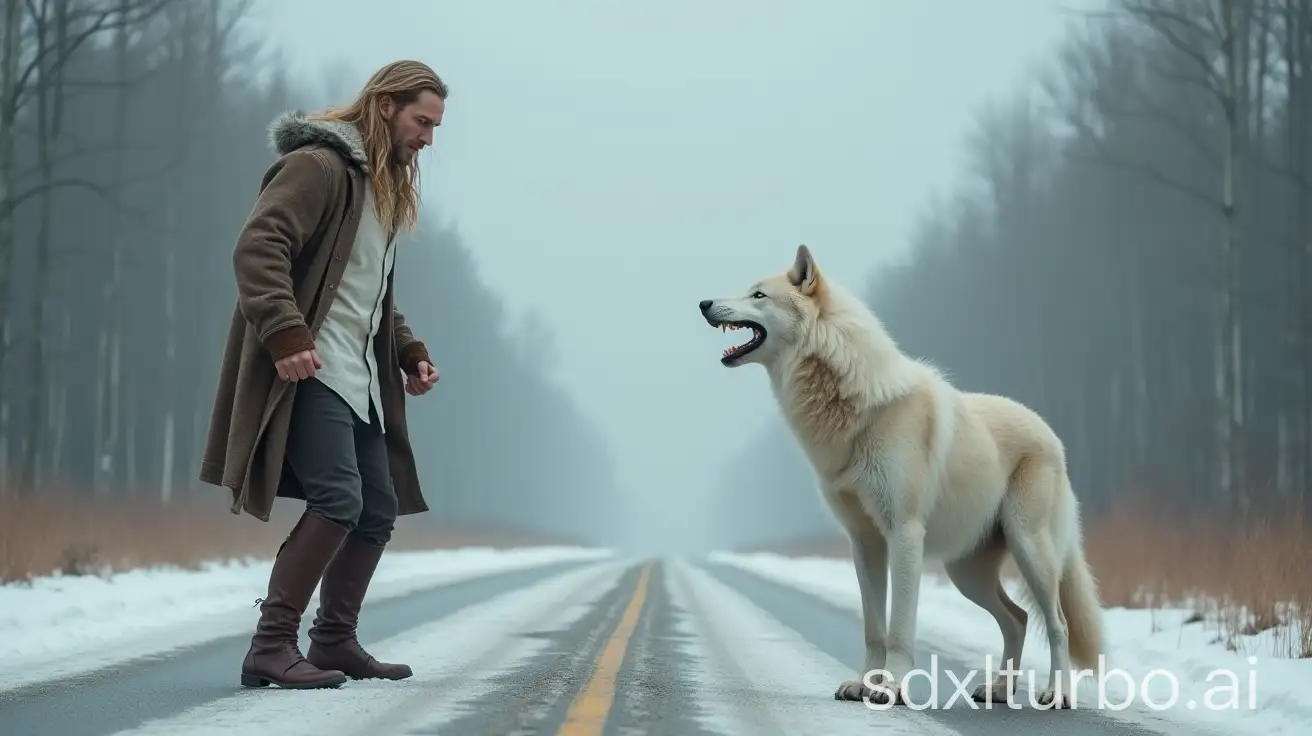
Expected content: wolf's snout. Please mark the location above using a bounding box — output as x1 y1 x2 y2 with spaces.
699 299 713 313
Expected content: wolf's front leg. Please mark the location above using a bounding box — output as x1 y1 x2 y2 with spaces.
834 529 889 703
875 521 925 707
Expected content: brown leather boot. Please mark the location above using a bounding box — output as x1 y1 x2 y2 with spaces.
240 511 350 689
306 535 413 680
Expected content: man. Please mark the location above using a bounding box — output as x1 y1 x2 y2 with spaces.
199 60 447 690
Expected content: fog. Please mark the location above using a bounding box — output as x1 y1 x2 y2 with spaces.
254 0 1081 554
5 0 1302 563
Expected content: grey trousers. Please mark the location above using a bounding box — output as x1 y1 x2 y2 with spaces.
285 377 399 546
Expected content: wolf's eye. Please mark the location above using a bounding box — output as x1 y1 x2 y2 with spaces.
752 291 767 299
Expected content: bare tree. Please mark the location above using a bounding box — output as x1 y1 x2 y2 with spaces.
1273 0 1312 500
0 0 24 486
19 0 71 494
91 0 133 497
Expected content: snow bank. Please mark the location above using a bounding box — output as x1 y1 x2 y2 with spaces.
710 551 1312 736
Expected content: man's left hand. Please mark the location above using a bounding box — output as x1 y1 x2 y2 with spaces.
406 361 439 396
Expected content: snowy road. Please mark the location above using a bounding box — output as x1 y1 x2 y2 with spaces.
0 551 1293 735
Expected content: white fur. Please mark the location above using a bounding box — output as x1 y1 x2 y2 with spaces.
700 245 1105 710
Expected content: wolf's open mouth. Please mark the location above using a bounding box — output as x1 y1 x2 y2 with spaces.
714 320 766 363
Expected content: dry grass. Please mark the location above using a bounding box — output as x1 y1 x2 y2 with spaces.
0 488 580 585
740 498 1312 659
1081 498 1312 659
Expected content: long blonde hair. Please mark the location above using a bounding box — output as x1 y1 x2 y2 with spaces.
310 60 448 235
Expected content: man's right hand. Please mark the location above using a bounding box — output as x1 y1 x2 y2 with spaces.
275 348 323 382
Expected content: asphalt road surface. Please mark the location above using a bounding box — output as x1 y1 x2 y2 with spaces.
0 556 1199 735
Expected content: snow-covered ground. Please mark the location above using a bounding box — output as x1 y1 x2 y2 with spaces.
710 550 1312 736
0 544 612 693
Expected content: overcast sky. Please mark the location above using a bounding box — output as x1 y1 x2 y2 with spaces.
249 0 1094 550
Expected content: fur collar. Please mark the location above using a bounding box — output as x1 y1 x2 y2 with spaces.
267 109 368 169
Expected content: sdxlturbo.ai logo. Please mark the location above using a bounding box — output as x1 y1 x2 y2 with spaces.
860 655 1259 711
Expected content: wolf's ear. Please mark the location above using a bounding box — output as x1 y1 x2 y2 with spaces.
788 244 820 296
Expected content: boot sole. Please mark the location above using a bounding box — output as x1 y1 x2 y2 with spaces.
240 672 349 689
346 670 412 681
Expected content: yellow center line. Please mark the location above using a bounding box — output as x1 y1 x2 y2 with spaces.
557 563 652 736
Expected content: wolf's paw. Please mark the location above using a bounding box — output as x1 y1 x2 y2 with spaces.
834 675 904 706
833 678 870 702
1034 687 1072 710
970 679 1014 705
970 676 1018 708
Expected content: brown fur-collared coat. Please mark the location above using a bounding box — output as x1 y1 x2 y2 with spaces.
200 111 431 522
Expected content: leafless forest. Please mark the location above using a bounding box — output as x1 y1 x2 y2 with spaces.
717 0 1311 653
2 0 1309 651
0 0 618 579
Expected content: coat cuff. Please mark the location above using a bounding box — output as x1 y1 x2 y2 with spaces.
263 323 315 361
399 341 431 375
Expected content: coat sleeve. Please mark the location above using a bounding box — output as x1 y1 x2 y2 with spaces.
394 303 431 375
232 149 332 361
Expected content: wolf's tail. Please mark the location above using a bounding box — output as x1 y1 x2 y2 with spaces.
1058 520 1104 671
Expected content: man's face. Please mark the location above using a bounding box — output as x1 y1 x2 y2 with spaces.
382 89 444 166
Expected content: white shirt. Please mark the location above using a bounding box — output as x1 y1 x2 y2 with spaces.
314 182 397 430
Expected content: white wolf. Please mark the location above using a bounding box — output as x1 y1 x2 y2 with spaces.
699 245 1103 709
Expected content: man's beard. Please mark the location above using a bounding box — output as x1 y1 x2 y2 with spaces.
388 129 422 166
